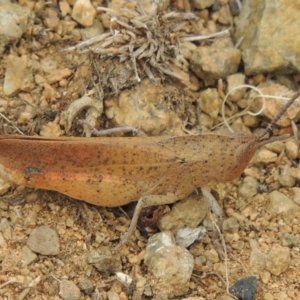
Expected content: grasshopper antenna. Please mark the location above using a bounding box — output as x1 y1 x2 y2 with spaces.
258 89 300 141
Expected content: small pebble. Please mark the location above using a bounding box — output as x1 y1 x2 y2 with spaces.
78 277 94 295
218 5 232 25
66 218 74 228
0 177 10 196
265 244 290 276
21 245 37 265
290 165 300 181
144 231 194 297
116 272 133 288
263 292 274 300
59 279 81 300
190 41 241 86
24 204 41 227
59 0 71 17
194 256 206 273
191 0 215 9
285 139 299 160
243 114 259 128
265 140 285 154
199 88 221 119
229 276 257 300
175 226 206 248
27 225 60 255
211 0 221 11
46 68 72 84
44 8 60 30
249 239 267 271
72 0 96 27
290 187 300 205
268 191 300 215
86 246 122 276
275 165 295 187
0 1 31 54
107 291 120 300
253 148 277 164
222 217 239 234
3 55 34 96
158 194 208 233
282 233 298 247
203 248 219 263
17 105 36 124
40 121 64 137
238 176 259 199
0 239 8 253
228 0 240 16
260 271 271 284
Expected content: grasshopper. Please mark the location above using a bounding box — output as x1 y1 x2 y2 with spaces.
0 89 299 247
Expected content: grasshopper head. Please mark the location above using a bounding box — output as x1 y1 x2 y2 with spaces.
221 133 259 183
233 133 258 168
233 132 290 179
224 88 300 182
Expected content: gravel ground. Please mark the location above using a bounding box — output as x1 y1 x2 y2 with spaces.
0 0 300 299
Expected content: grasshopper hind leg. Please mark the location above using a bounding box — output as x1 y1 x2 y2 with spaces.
114 193 179 251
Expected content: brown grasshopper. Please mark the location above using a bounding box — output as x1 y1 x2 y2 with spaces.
0 89 299 247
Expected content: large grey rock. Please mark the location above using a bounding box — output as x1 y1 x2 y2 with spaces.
235 0 300 75
0 0 32 54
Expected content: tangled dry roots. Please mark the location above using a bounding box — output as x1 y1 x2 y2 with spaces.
63 0 197 84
